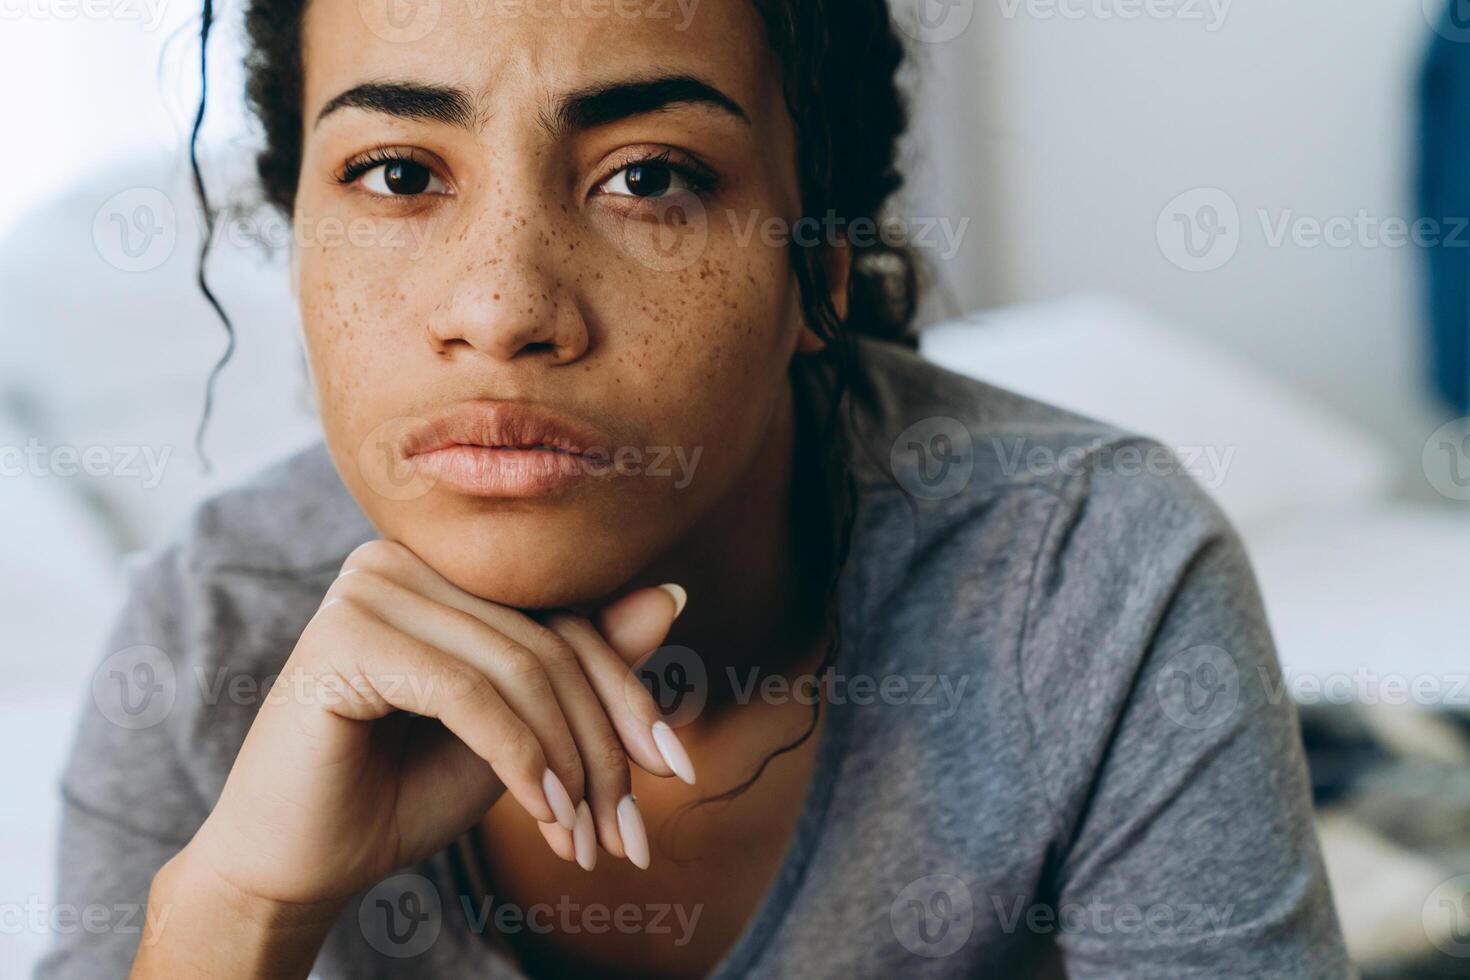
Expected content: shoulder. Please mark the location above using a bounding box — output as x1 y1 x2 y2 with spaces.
163 440 377 580
113 439 373 694
842 338 1284 826
845 336 1240 585
843 337 1265 732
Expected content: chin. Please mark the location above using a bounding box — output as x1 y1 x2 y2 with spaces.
397 509 652 611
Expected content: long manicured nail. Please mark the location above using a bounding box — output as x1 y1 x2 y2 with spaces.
543 769 576 830
657 583 688 620
652 720 696 785
617 794 650 870
572 801 597 871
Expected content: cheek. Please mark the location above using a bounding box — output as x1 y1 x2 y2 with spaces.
295 218 436 439
597 228 800 428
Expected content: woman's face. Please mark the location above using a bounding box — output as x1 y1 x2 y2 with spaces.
292 0 821 608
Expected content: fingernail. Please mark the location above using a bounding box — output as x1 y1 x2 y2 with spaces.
617 794 650 870
652 720 697 785
657 583 688 620
543 769 576 830
572 801 597 871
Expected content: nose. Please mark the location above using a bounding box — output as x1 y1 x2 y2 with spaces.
427 236 589 365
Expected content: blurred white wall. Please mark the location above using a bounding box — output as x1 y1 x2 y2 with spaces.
0 0 248 238
898 0 1451 488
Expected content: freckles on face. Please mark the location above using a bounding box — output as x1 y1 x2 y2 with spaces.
291 0 809 606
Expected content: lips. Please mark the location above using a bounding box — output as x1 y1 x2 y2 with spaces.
398 401 609 498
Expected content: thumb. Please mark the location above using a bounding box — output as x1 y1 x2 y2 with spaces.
594 584 687 665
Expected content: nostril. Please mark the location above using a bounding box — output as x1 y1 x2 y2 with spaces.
523 341 558 355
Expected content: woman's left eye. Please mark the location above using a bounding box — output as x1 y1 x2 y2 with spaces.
598 161 695 199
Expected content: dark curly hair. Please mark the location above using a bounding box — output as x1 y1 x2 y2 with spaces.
191 0 919 820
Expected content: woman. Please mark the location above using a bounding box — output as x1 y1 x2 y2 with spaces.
40 0 1352 977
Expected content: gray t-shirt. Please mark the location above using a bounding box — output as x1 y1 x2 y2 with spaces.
38 339 1353 979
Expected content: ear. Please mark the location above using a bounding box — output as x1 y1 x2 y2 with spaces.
796 241 853 354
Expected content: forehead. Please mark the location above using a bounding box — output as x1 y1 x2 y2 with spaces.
301 0 779 127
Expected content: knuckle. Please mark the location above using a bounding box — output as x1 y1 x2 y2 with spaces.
498 723 542 769
557 755 587 799
437 662 490 709
586 733 629 779
341 539 411 574
496 643 545 685
535 633 581 676
314 594 368 627
326 568 389 602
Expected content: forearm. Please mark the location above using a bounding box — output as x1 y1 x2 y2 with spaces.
129 846 345 979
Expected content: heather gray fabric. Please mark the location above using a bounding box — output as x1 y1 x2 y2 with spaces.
37 339 1354 979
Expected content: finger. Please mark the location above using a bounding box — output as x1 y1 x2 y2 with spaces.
306 596 564 827
344 546 678 780
544 612 694 786
537 820 576 863
326 569 586 828
595 585 687 664
342 544 679 819
342 539 577 655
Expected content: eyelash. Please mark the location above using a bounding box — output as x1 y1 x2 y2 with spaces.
335 147 443 189
595 149 720 198
333 147 719 199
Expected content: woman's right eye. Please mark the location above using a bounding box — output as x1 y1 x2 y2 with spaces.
360 160 447 197
341 153 449 198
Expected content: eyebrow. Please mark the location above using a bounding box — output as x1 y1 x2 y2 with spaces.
313 74 750 133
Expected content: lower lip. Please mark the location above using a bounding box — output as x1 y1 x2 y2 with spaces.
406 445 586 498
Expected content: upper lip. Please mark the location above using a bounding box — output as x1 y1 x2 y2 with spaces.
399 400 608 459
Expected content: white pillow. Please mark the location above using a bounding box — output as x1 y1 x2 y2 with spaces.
920 292 1398 535
1248 503 1470 688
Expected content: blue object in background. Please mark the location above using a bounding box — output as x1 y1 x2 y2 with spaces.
1419 2 1470 414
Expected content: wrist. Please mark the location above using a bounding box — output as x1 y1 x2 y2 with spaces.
132 845 346 979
